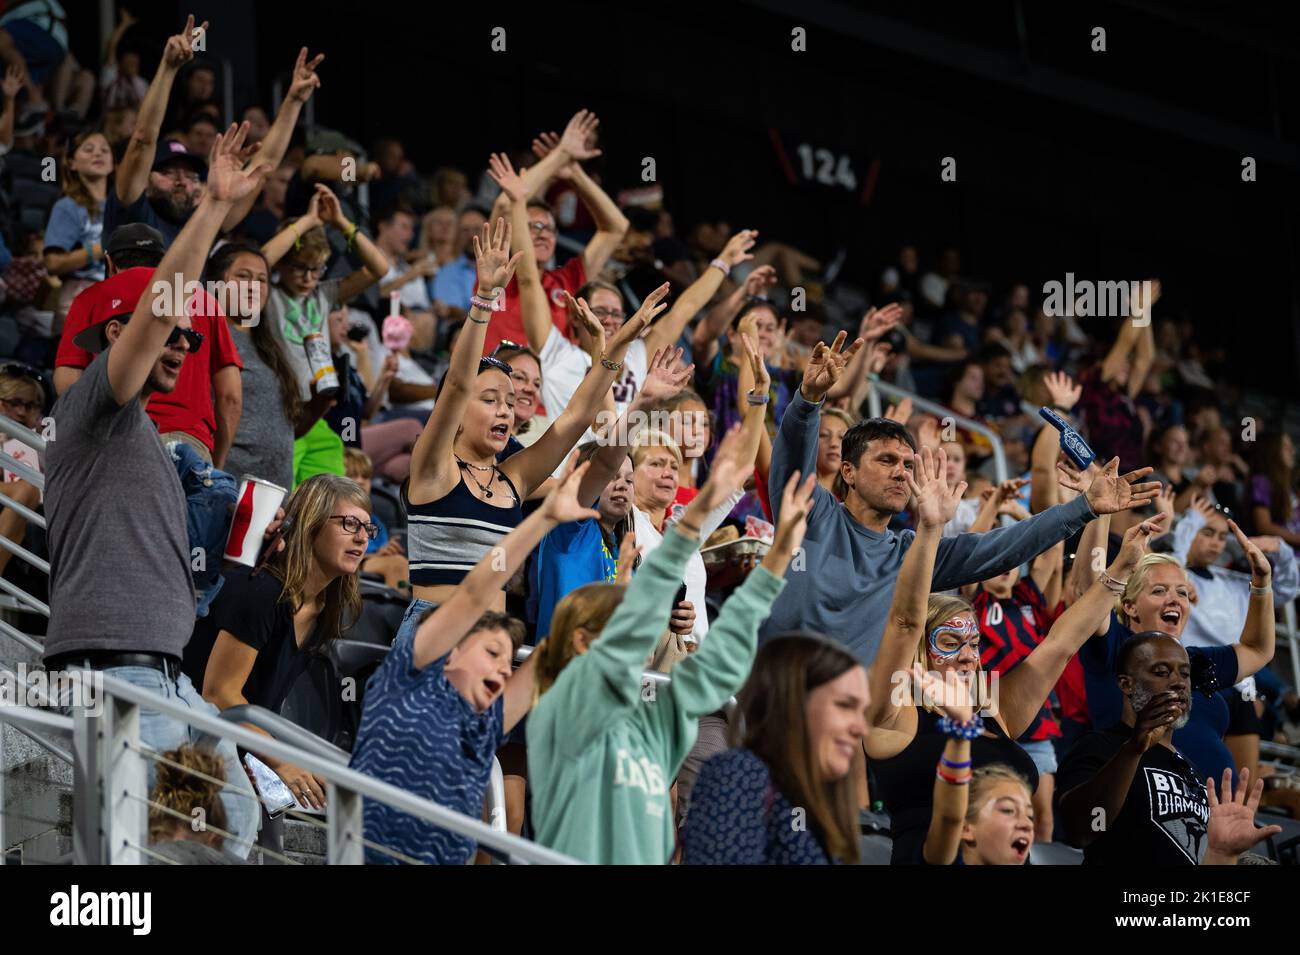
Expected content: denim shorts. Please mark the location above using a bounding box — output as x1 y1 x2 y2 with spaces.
1021 737 1059 777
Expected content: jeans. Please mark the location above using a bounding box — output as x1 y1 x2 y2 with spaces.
66 665 261 855
395 597 438 647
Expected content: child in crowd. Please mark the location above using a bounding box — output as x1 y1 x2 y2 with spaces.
344 446 408 591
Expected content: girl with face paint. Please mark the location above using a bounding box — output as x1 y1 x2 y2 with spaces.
864 446 1172 863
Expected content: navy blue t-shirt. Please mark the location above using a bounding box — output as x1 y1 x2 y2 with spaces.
349 628 504 864
104 188 182 247
1079 614 1238 784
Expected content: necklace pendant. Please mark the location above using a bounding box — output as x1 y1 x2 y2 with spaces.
484 489 493 498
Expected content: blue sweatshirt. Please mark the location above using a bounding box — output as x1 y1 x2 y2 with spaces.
764 392 1095 664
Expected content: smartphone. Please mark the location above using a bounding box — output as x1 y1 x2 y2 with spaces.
243 754 296 818
674 584 688 606
346 324 369 342
250 515 294 577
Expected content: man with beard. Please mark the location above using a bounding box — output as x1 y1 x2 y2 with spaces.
108 16 323 246
43 124 270 857
1057 632 1281 864
762 331 1162 665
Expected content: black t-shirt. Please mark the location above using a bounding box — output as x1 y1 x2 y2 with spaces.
1056 723 1210 866
874 707 1039 865
103 188 183 246
184 565 314 713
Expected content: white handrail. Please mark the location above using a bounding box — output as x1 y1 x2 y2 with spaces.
93 671 580 865
866 379 1009 485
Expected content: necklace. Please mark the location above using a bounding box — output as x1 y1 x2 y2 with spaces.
458 456 496 472
456 455 519 504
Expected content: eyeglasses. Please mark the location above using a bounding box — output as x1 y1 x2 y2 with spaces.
166 326 204 351
589 306 625 322
527 221 555 236
157 167 201 184
0 396 41 415
329 514 379 540
285 262 327 280
479 355 514 376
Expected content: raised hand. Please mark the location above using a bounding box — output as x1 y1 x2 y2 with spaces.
719 229 759 268
741 264 778 299
1189 494 1216 522
314 185 347 229
640 346 694 402
472 217 524 294
1 64 22 99
1153 483 1175 528
993 477 1030 504
1043 370 1081 411
287 47 325 104
1109 512 1170 577
563 292 606 360
1057 456 1161 515
1228 519 1272 586
607 282 671 357
206 123 272 204
859 303 903 343
487 152 527 204
884 395 913 425
530 130 576 181
800 330 865 403
1207 767 1282 858
689 423 748 515
906 446 966 530
377 352 400 388
539 454 601 526
867 341 891 376
163 15 207 70
557 109 602 162
740 332 772 398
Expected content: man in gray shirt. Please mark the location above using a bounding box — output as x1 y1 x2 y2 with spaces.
44 125 272 853
764 331 1160 665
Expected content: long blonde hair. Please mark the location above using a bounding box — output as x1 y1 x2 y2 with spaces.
1115 553 1185 628
534 583 626 701
265 474 368 649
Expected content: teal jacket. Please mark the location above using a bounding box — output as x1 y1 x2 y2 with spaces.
528 524 785 864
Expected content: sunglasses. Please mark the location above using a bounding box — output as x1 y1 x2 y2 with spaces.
479 355 514 376
166 326 204 351
492 340 526 356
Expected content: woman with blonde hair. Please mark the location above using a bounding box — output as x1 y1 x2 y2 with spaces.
183 473 374 808
418 205 459 267
868 449 1168 863
527 432 816 864
43 129 113 329
148 745 230 856
1075 494 1276 785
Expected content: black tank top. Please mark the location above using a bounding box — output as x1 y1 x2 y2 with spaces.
873 707 1039 865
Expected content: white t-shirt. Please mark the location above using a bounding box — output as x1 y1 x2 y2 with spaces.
631 488 743 645
382 261 432 312
539 326 649 421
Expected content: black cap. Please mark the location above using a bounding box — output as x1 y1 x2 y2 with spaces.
105 223 166 259
152 138 207 177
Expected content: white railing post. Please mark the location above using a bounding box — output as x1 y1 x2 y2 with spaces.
327 782 365 864
1286 602 1300 693
103 695 146 865
72 704 102 864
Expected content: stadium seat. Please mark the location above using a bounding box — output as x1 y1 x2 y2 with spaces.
370 478 405 538
1261 811 1300 865
351 582 408 646
279 652 344 748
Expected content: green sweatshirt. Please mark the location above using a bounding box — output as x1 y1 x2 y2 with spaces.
528 524 785 864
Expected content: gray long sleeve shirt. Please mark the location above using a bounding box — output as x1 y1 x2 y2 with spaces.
762 392 1096 664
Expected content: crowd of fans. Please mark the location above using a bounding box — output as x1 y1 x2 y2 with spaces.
3 8 1300 866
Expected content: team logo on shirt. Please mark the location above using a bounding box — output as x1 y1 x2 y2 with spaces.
613 748 668 817
1143 767 1208 863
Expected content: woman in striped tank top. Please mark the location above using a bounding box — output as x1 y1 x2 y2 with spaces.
397 212 671 643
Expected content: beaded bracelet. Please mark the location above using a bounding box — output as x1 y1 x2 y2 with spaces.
600 354 623 372
938 715 984 740
936 768 972 786
470 292 506 313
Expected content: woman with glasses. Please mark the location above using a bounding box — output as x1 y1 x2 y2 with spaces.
0 363 46 576
259 184 391 487
182 474 375 808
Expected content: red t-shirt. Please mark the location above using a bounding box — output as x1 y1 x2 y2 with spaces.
56 268 242 451
482 255 586 355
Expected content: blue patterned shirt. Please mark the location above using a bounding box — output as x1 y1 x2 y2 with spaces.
349 629 503 864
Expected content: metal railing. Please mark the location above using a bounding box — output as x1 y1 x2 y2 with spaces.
0 673 579 865
866 379 1009 485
